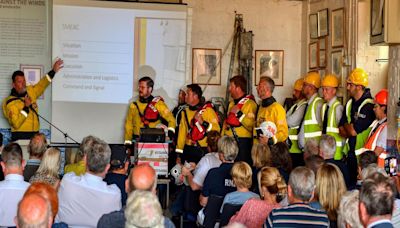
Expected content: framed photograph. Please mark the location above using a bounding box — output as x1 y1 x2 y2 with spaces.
319 37 327 50
319 50 326 68
332 8 345 48
309 14 318 39
331 50 343 78
309 42 319 69
192 48 221 85
20 64 44 99
370 0 385 44
318 9 329 37
255 50 284 86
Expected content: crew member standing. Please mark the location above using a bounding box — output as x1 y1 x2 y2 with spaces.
223 75 257 164
124 76 175 144
2 59 64 141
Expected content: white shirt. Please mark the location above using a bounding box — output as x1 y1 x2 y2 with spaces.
193 152 222 187
56 172 121 228
0 174 30 227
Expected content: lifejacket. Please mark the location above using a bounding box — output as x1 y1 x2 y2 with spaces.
288 99 307 153
361 118 387 167
135 96 162 126
225 95 255 127
342 98 374 156
188 102 214 142
321 99 344 160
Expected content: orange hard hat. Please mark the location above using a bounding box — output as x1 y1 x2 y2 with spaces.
375 89 388 106
304 72 321 88
321 74 339 88
347 68 368 87
294 78 304 91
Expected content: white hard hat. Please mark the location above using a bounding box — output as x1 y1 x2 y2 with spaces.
255 121 277 138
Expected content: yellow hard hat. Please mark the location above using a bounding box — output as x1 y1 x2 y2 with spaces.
304 72 321 88
294 78 304 91
347 68 368 87
321 74 339 88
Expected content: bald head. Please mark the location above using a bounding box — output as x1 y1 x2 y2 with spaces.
127 164 157 193
16 194 52 228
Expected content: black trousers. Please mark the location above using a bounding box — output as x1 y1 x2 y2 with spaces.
234 137 253 165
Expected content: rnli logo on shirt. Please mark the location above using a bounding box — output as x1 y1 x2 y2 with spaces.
225 179 235 187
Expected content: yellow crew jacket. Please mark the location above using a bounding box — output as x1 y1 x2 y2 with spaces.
223 96 257 138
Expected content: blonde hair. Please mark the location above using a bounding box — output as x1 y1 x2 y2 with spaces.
231 162 252 189
316 163 346 221
37 148 61 178
258 166 287 199
251 144 271 169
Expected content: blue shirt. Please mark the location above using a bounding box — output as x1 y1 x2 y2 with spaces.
202 163 236 197
220 191 259 212
104 172 128 206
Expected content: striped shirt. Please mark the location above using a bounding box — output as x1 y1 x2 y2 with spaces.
266 203 329 228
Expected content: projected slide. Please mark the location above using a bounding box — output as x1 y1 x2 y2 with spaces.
51 1 187 144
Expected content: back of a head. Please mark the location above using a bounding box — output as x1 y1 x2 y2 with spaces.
86 137 111 174
2 142 23 168
24 182 58 219
79 135 98 157
28 133 47 158
206 130 221 153
305 155 325 174
17 193 52 228
303 138 319 158
361 163 387 181
288 166 315 202
251 143 271 169
258 166 287 199
319 135 336 159
125 190 163 228
218 136 238 162
360 172 396 217
337 190 363 228
231 162 252 189
37 148 61 177
316 163 347 221
358 151 378 170
129 164 157 193
270 142 292 173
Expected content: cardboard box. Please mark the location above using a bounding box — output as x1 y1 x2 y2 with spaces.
136 143 169 176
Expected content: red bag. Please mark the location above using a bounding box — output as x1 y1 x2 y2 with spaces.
225 95 254 127
189 102 214 142
143 96 162 122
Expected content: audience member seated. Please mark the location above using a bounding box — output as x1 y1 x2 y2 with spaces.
16 193 52 228
359 173 397 228
319 134 351 189
305 154 325 174
311 163 346 227
104 145 129 206
57 136 121 227
0 143 30 227
125 190 165 228
361 164 387 181
181 130 221 191
337 190 363 228
270 142 292 184
64 135 97 176
357 150 378 185
30 147 61 189
24 182 67 228
220 161 259 212
250 143 271 193
303 138 319 161
266 167 329 228
229 166 285 228
98 164 174 228
24 133 47 181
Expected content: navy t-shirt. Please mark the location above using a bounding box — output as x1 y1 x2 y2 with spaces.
202 163 236 197
104 172 127 206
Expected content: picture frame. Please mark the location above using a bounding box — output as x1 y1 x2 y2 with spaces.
20 64 44 99
309 42 319 69
255 50 284 86
319 37 327 50
331 50 343 79
319 50 327 68
331 8 345 48
309 14 318 39
192 48 221 85
318 8 329 37
370 0 385 44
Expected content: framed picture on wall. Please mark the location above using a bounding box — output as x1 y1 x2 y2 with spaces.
309 14 318 39
192 48 221 85
370 0 385 44
255 50 284 86
309 42 319 69
318 8 329 37
319 37 327 50
319 50 326 68
332 8 345 48
20 64 44 99
331 50 343 78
